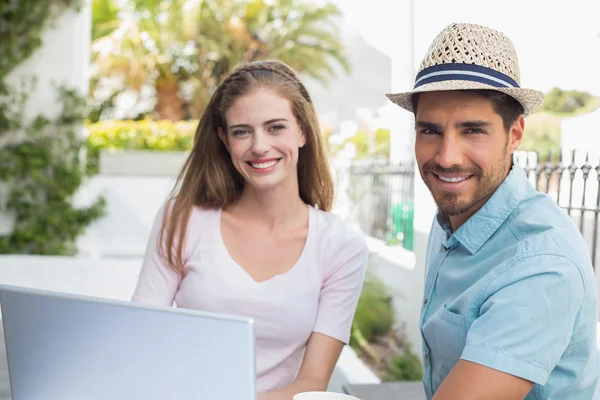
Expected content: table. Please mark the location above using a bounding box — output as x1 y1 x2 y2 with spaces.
344 381 426 400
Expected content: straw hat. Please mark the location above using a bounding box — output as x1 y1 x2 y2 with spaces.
386 23 545 116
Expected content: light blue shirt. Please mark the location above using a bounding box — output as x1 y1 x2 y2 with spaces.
421 164 599 399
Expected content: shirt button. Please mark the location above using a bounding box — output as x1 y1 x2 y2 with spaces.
424 299 429 305
425 353 429 360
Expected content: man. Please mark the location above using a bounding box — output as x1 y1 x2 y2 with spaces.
386 23 599 399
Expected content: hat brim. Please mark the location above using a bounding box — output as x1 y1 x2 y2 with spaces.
386 80 545 117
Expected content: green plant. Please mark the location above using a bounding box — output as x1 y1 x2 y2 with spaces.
0 0 104 255
90 0 350 120
383 348 424 382
326 127 391 160
0 87 106 255
350 272 394 349
85 119 197 174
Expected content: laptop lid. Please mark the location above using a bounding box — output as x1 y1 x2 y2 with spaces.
0 284 256 400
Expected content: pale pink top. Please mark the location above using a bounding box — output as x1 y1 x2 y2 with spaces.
132 204 369 393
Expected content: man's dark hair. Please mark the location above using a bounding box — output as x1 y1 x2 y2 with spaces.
411 90 525 132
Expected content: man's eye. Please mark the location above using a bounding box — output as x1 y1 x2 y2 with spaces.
420 129 439 135
465 128 484 134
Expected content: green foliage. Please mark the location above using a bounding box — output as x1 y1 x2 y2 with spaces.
85 119 197 174
326 128 391 160
383 348 424 382
0 0 104 255
0 0 82 82
349 272 394 348
521 112 562 161
539 87 597 115
0 88 106 255
347 128 391 160
0 0 79 132
90 0 350 120
91 0 120 41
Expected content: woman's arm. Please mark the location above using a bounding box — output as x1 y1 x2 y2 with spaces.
132 204 182 306
258 333 344 400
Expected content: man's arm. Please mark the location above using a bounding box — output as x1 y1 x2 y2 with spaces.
434 254 586 399
433 360 534 400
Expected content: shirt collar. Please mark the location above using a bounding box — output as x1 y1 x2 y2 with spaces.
436 164 528 254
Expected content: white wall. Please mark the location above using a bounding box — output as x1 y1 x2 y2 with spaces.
0 1 92 235
386 0 416 163
4 1 91 124
407 173 436 356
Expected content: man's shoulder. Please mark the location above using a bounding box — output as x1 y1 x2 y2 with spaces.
509 190 590 264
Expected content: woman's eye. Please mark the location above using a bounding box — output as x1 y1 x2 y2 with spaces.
232 129 249 136
270 124 286 132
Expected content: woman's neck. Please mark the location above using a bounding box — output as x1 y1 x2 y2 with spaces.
227 182 307 230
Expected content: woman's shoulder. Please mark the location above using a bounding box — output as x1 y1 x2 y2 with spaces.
154 200 221 238
310 206 367 251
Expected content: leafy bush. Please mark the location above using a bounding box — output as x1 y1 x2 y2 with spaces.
521 112 562 161
85 119 197 174
540 87 597 115
383 348 424 382
350 272 394 348
0 87 106 255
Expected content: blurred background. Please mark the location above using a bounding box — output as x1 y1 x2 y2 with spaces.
0 0 599 395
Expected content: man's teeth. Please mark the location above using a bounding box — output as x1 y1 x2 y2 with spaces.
438 175 467 183
251 160 278 169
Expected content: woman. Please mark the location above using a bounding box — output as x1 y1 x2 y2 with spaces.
132 60 369 399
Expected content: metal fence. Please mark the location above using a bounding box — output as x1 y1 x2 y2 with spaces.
342 151 600 268
515 150 600 269
345 160 415 250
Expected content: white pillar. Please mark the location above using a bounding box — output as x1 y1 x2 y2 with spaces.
5 1 91 123
387 0 416 163
0 1 91 236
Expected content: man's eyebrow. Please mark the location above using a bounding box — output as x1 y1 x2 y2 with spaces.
455 120 492 129
415 121 442 130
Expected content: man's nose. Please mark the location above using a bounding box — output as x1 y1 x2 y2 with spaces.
435 134 464 169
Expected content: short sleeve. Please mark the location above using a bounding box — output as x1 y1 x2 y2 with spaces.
461 254 585 385
132 204 182 306
312 230 369 344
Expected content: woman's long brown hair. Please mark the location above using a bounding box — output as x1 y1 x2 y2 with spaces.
159 60 335 275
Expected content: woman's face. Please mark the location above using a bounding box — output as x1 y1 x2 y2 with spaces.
219 87 306 193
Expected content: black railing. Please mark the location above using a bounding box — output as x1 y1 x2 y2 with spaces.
346 160 415 250
340 151 599 269
515 151 600 269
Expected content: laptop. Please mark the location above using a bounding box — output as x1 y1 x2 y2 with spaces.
0 284 256 400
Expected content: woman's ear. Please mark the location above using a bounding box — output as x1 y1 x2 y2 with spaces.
299 131 306 148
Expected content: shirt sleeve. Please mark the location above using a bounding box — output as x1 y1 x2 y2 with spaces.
131 204 182 306
312 229 369 344
461 254 585 385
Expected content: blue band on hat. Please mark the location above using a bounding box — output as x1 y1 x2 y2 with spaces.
414 63 520 89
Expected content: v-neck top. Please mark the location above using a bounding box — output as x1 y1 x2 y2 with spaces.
132 204 369 393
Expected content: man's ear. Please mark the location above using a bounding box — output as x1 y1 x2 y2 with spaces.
508 114 525 153
218 127 229 151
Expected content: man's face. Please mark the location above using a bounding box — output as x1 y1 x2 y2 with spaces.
414 91 524 223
